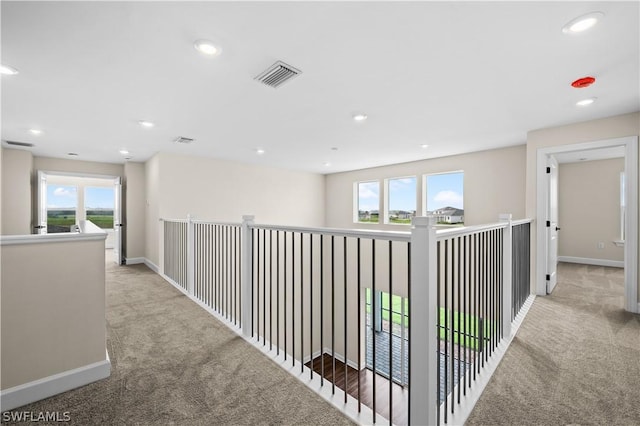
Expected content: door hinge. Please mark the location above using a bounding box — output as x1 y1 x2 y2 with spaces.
546 220 551 227
546 167 551 174
546 274 551 281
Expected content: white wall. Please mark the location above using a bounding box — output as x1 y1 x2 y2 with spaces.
325 145 526 230
526 111 640 303
0 147 3 233
124 162 146 261
144 152 326 267
1 234 107 390
157 152 326 225
33 157 124 177
558 158 624 263
144 154 161 268
1 148 33 235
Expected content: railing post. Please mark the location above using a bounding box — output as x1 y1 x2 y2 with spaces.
187 214 194 296
409 216 437 426
241 215 255 338
500 213 513 338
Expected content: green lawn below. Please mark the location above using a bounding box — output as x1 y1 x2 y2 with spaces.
47 214 113 229
367 289 489 350
389 218 412 224
86 215 114 229
47 215 76 226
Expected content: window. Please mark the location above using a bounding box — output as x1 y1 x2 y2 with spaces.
85 187 115 229
424 171 464 225
356 181 380 223
365 288 409 385
385 177 416 225
46 185 77 233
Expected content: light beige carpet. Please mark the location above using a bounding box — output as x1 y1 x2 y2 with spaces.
467 262 640 425
3 256 353 425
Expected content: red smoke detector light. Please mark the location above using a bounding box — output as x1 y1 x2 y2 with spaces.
571 76 596 88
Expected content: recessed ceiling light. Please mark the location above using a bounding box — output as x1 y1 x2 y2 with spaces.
29 129 42 135
0 64 19 75
562 12 604 34
67 152 79 156
324 162 332 167
353 113 368 122
256 148 265 155
421 144 429 149
194 39 220 56
119 149 129 155
138 120 155 128
576 97 597 107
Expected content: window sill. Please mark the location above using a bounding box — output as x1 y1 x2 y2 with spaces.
613 240 625 248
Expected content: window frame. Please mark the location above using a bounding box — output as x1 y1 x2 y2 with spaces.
422 170 465 225
354 180 381 224
384 175 417 226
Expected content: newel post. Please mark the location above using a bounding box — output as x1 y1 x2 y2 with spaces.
409 216 437 426
187 214 195 296
241 215 255 338
500 213 513 338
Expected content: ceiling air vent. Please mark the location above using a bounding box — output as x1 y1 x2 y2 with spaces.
254 61 302 88
4 140 34 148
173 136 194 144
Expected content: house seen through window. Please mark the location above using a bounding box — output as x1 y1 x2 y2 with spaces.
386 177 416 225
425 171 464 225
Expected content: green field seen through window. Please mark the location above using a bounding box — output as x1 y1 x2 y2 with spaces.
47 210 113 229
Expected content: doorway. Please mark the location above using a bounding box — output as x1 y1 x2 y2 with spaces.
36 171 123 265
536 136 638 313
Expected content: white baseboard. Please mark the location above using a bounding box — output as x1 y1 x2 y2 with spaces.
125 257 145 265
321 347 360 371
558 256 624 268
143 258 159 273
0 357 111 411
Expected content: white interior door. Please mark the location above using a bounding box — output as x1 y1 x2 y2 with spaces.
546 155 559 294
113 177 123 264
36 171 48 234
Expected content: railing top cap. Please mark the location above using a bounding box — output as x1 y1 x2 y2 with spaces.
251 223 411 241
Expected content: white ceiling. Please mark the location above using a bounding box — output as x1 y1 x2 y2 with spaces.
1 2 638 174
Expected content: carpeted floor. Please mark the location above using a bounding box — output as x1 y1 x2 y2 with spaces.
467 262 640 425
3 253 353 425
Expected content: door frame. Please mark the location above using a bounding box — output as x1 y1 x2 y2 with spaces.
536 136 638 313
37 170 123 263
545 155 559 294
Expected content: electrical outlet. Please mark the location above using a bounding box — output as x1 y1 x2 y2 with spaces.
597 242 605 250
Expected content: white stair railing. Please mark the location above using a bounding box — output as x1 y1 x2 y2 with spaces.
159 214 533 425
